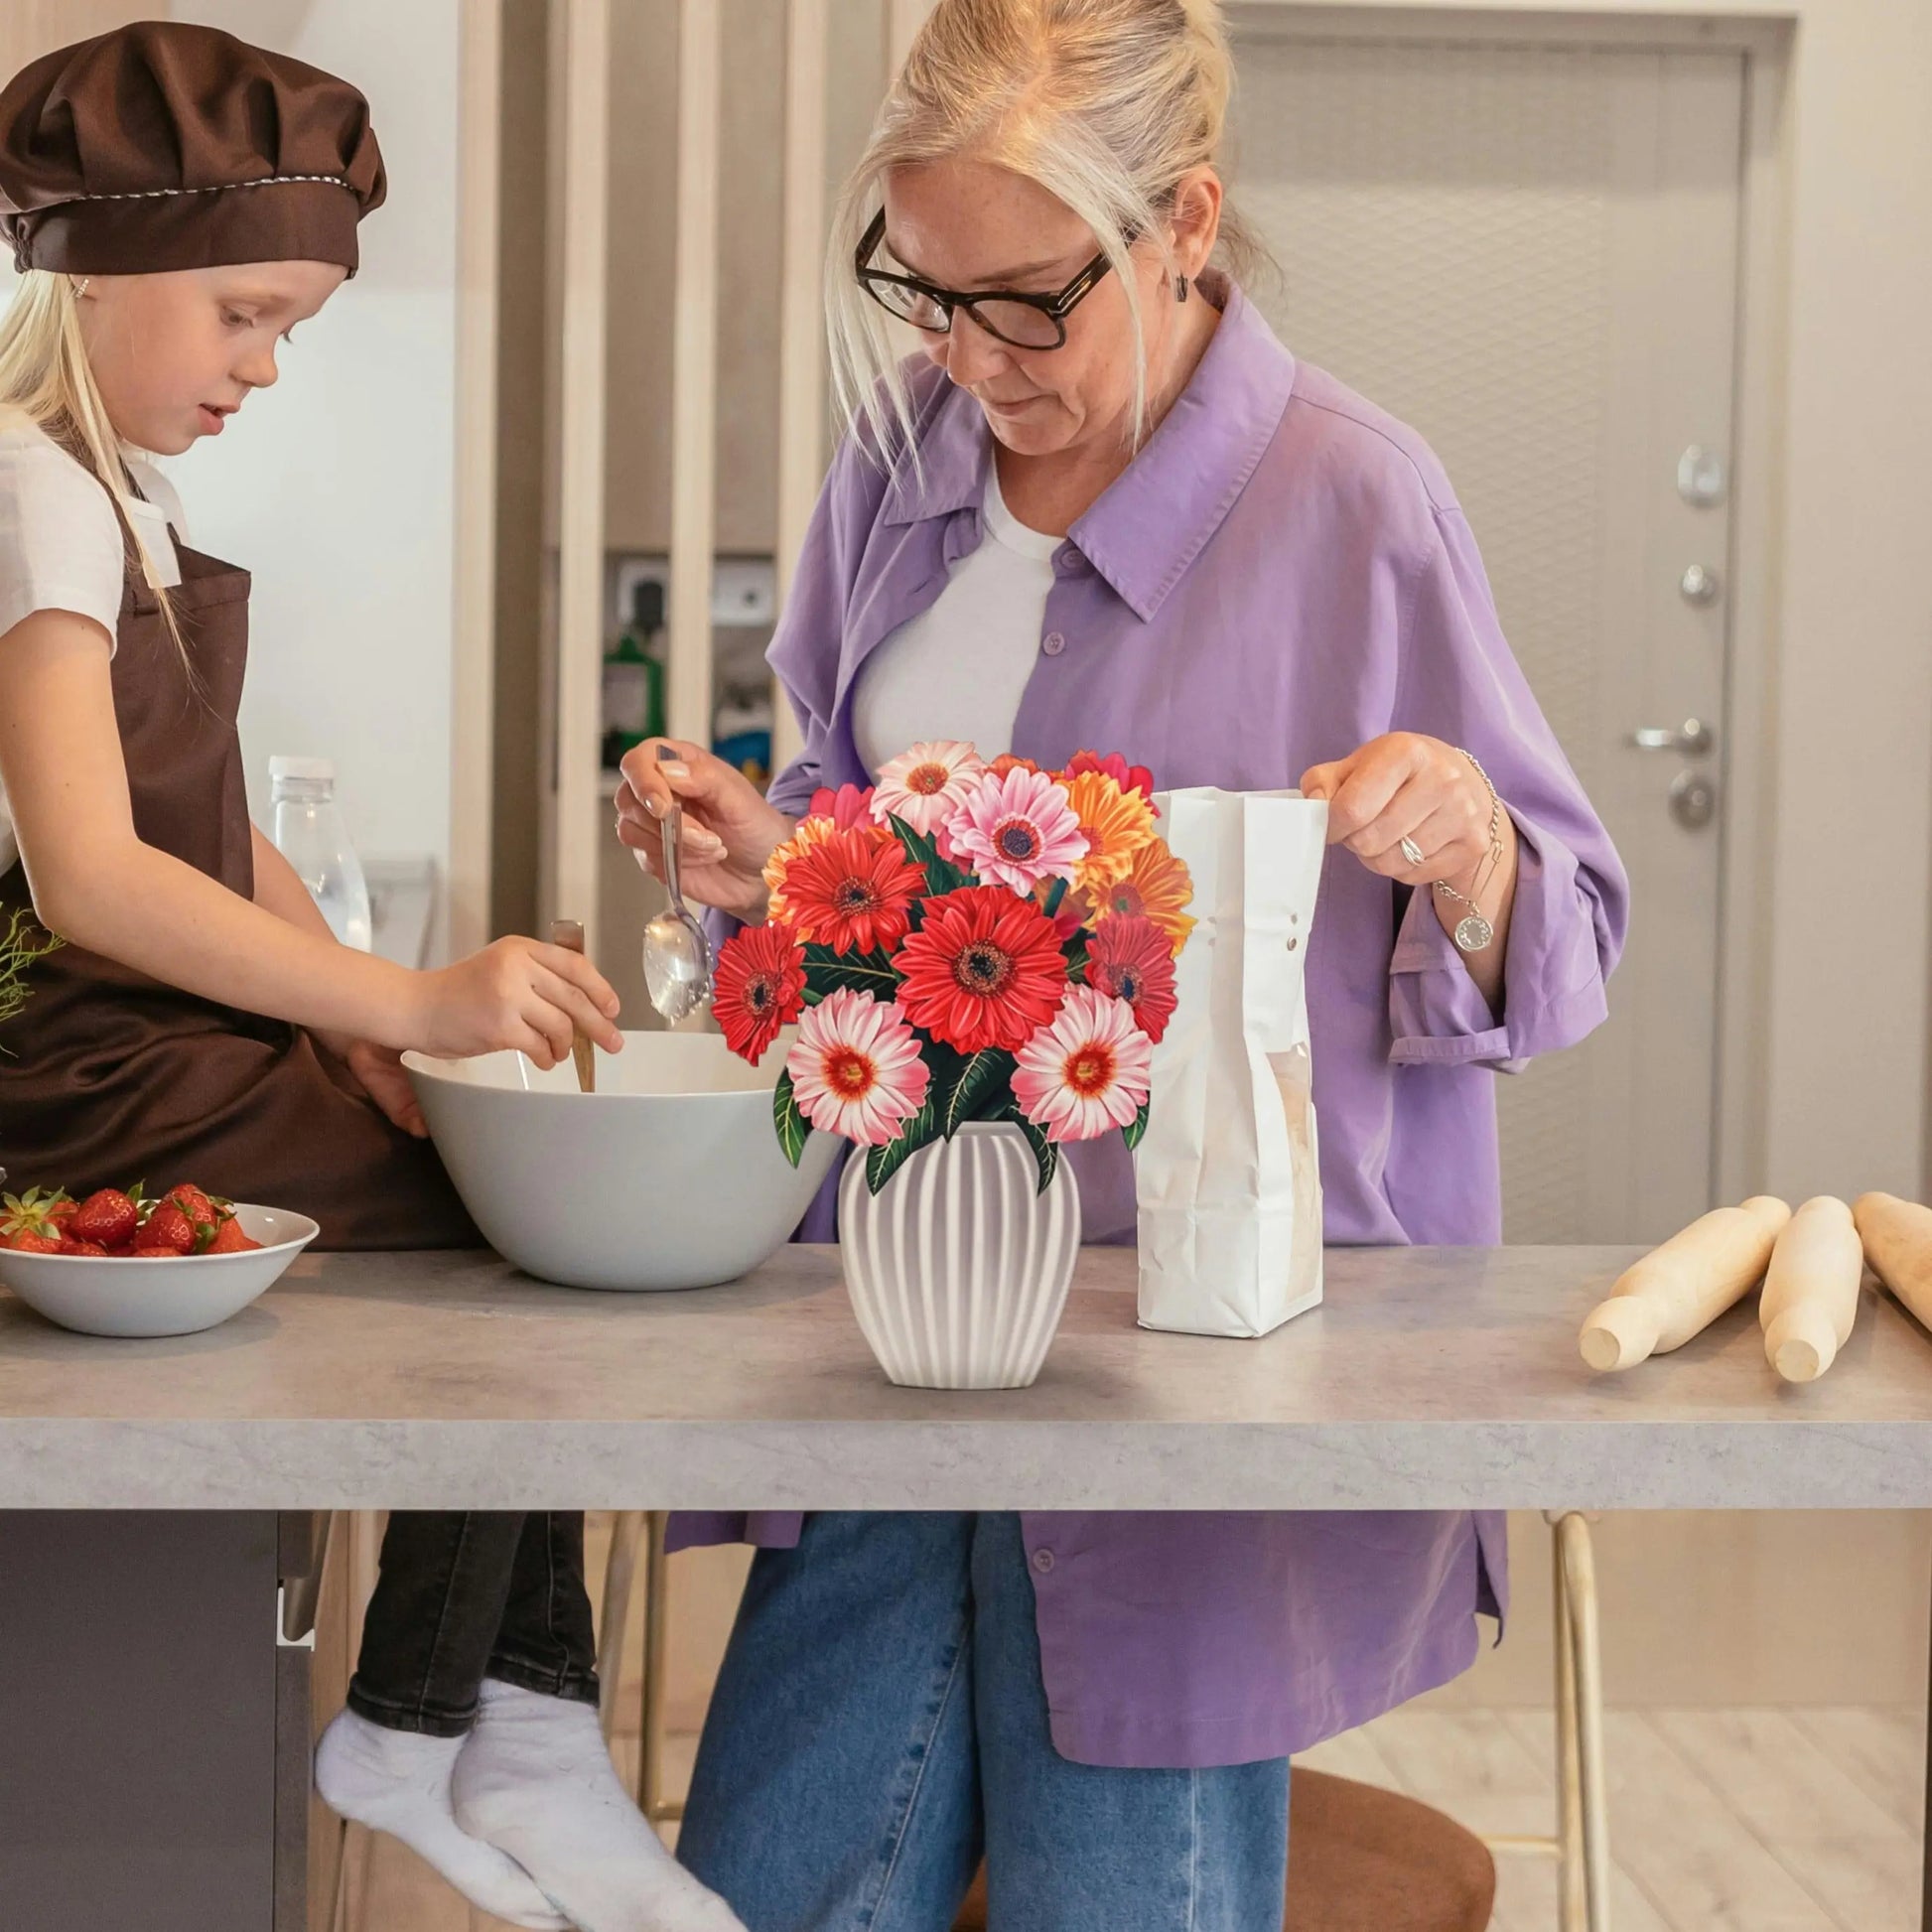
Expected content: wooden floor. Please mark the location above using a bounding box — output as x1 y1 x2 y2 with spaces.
348 1708 1926 1931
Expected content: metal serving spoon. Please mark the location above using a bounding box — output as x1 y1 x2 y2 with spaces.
640 745 713 1025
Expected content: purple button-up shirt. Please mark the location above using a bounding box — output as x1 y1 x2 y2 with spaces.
674 285 1627 1769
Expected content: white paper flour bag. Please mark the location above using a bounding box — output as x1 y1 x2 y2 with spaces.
1135 788 1328 1338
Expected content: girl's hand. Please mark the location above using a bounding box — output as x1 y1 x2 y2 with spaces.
1300 733 1505 890
343 1038 429 1138
615 739 793 922
410 936 622 1070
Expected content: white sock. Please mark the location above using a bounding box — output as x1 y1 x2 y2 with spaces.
315 1707 571 1931
453 1678 745 1932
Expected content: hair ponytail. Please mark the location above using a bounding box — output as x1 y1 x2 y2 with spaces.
0 271 189 662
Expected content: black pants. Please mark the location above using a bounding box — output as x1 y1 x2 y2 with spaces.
346 1511 601 1737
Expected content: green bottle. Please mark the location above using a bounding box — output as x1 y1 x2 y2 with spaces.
601 580 667 769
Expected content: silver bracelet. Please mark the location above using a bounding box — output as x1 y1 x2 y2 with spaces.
1431 750 1505 953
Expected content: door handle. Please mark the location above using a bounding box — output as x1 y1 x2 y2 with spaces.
1627 718 1714 757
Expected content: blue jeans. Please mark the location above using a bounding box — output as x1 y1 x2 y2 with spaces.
678 1513 1290 1932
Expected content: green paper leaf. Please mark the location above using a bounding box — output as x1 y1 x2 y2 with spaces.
1062 935 1089 985
1005 1105 1058 1196
772 1071 809 1169
886 813 972 897
802 944 899 1003
937 1048 1013 1139
1121 1099 1151 1153
865 1100 939 1194
1042 875 1069 919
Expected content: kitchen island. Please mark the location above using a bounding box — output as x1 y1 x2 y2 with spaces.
5 1242 1932 1928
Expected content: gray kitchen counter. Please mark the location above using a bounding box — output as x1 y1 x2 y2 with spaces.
6 1242 1932 1512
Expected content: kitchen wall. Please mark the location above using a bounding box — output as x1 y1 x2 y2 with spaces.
165 0 464 902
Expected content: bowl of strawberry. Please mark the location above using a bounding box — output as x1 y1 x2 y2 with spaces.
0 1183 319 1337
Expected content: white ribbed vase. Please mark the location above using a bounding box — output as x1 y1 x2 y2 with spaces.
839 1122 1082 1390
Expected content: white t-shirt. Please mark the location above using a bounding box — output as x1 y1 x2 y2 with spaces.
852 461 1060 773
0 418 186 876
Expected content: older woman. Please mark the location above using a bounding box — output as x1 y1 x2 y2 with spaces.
619 1 1626 1926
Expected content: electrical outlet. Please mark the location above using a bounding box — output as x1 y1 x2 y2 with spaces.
610 555 776 632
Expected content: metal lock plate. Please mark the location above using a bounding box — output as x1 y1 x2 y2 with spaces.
1668 769 1718 829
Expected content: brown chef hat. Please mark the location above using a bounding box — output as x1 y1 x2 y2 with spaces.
0 20 385 277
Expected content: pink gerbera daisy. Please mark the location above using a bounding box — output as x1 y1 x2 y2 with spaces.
944 766 1089 895
1012 986 1154 1144
785 989 932 1146
871 741 986 838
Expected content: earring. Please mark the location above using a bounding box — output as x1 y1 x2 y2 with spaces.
69 275 90 299
1174 273 1189 304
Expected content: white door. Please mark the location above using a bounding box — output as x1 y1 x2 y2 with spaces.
1230 22 1745 1242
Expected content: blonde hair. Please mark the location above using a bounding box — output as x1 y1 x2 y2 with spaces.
0 270 186 657
827 0 1268 463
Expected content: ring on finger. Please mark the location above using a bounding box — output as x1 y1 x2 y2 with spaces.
1399 835 1427 869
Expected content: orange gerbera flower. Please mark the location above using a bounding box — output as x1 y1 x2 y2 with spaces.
1056 769 1156 897
1094 839 1197 956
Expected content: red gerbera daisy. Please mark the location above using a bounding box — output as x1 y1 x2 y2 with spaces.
780 826 925 956
1085 913 1177 1043
713 923 807 1063
895 886 1069 1052
1065 749 1156 805
808 782 876 830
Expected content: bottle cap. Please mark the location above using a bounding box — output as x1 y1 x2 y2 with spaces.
269 756 336 782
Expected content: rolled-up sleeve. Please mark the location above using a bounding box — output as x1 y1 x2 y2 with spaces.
1387 506 1628 1073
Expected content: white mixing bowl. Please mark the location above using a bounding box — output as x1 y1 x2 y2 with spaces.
0 1204 319 1338
404 1030 837 1291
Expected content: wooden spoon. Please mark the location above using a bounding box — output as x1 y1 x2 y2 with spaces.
550 918 597 1093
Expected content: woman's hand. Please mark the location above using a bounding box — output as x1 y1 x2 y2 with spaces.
1301 733 1520 1000
615 739 794 923
408 937 623 1071
1301 733 1507 889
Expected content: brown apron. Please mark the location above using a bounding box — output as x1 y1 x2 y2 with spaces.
0 529 478 1251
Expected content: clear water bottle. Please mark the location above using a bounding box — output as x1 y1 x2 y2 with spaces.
268 756 372 951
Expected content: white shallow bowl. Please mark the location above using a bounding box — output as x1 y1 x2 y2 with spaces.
0 1204 319 1338
404 1030 837 1291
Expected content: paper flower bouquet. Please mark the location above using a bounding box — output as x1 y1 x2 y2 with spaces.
713 742 1194 1196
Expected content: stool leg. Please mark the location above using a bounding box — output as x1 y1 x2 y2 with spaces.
639 1512 681 1828
1558 1512 1612 1932
600 1512 646 1745
1554 1520 1587 1932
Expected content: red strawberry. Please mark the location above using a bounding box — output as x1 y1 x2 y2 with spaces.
127 1245 181 1259
2 1229 62 1253
48 1198 79 1228
207 1217 261 1254
141 1202 197 1256
2 1186 69 1245
71 1189 140 1250
56 1238 110 1257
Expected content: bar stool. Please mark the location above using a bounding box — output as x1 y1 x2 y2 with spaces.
605 1510 1610 1929
949 1766 1494 1932
1479 1512 1610 1932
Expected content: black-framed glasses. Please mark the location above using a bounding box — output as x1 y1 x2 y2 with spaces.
854 210 1117 350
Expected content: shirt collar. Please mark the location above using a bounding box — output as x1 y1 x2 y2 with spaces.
877 283 1298 622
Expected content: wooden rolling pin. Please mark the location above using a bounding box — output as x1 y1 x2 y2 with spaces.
1853 1192 1932 1330
1580 1195 1792 1371
550 918 596 1093
1759 1196 1863 1383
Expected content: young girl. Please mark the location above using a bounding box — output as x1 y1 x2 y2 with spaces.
0 24 736 1932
